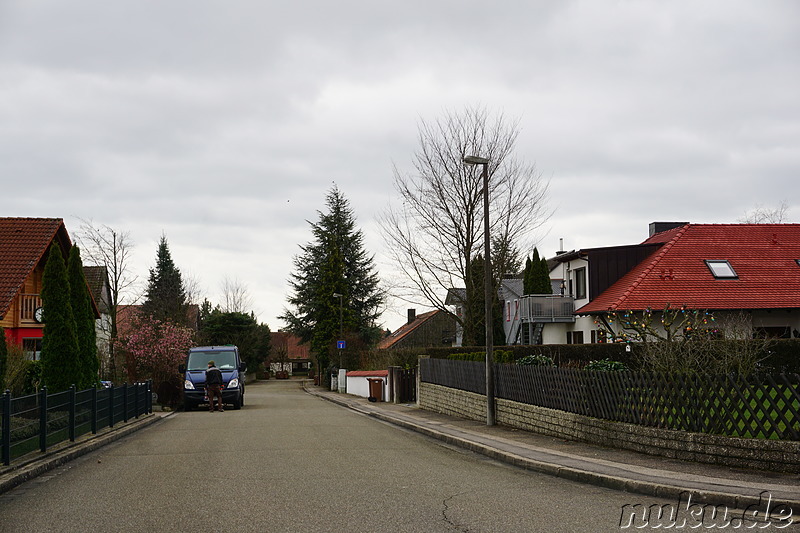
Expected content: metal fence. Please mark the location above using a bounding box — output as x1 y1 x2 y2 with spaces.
420 358 800 440
1 381 153 466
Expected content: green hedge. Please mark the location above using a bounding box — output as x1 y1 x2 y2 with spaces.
418 339 800 372
425 343 636 368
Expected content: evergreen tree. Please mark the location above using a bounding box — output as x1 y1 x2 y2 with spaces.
41 244 82 392
68 246 99 388
536 254 552 294
523 248 552 295
522 251 537 295
198 309 271 373
0 327 7 390
142 234 188 325
281 186 385 376
464 254 504 347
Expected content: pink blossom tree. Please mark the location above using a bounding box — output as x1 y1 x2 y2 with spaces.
115 315 195 403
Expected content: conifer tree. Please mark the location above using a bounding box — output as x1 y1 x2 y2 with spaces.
68 245 98 388
41 244 81 392
536 253 552 294
142 234 188 325
282 186 384 375
465 254 505 346
523 248 552 295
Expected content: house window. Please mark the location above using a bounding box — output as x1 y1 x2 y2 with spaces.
754 326 790 339
574 267 587 299
566 331 584 344
23 338 42 361
705 260 738 279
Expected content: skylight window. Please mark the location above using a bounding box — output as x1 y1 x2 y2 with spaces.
705 260 738 279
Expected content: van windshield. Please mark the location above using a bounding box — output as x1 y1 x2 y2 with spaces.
187 350 237 371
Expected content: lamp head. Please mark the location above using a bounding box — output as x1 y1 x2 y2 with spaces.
463 155 489 165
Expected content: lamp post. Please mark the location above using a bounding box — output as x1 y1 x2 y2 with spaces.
463 154 495 426
332 292 344 366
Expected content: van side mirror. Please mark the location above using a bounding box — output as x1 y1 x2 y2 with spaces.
239 362 247 372
178 364 186 373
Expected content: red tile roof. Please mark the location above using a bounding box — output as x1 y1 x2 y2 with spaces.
270 331 311 360
577 224 800 313
0 218 70 318
346 370 388 377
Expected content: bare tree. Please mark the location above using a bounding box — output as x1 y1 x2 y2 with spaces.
598 306 771 375
181 271 204 307
738 200 791 223
380 106 550 342
74 219 138 381
220 275 254 313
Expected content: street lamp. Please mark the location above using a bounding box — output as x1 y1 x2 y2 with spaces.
463 154 495 426
332 292 344 366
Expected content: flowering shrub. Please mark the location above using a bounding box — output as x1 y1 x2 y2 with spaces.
516 354 555 367
115 316 195 387
584 358 628 372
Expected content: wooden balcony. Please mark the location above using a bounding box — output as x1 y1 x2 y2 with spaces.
519 295 575 323
20 293 42 323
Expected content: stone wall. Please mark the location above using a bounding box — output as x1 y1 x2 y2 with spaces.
419 382 800 473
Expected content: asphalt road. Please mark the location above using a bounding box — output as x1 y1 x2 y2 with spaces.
0 379 716 533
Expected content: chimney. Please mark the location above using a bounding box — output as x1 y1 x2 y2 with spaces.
649 222 689 237
407 309 416 324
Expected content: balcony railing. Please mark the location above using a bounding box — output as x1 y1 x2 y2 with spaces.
519 295 575 323
20 294 42 322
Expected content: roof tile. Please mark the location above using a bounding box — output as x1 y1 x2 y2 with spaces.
578 224 800 313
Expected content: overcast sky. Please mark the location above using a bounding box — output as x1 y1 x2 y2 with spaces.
1 1 798 332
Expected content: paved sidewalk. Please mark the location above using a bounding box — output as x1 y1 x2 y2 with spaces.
0 410 172 495
304 382 800 514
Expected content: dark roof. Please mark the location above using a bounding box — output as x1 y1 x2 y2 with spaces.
377 309 440 349
0 218 71 318
577 224 800 313
83 265 111 314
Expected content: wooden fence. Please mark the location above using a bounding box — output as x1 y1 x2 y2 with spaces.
420 358 800 440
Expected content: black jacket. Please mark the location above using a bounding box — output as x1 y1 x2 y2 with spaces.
205 366 223 387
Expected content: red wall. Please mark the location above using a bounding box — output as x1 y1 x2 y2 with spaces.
4 327 42 345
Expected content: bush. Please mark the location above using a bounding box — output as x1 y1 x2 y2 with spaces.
516 354 555 367
406 338 800 373
584 358 628 371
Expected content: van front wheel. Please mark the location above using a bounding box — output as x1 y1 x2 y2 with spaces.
232 396 242 410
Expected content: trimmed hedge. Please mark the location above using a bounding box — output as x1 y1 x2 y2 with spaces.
416 338 800 372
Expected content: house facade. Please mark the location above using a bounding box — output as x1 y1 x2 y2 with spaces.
269 331 312 374
0 217 99 359
503 222 800 345
83 265 114 372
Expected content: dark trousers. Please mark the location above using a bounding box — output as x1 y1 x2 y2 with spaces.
207 385 223 411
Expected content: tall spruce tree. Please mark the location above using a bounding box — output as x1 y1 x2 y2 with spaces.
68 246 98 388
41 244 82 392
281 186 384 375
142 234 188 325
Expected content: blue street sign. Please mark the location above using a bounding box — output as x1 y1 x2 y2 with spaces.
337 340 346 350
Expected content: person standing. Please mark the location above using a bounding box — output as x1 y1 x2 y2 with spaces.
205 360 224 412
